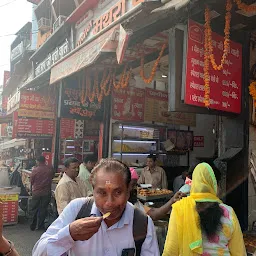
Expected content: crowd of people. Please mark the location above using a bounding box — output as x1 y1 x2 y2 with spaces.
0 154 247 256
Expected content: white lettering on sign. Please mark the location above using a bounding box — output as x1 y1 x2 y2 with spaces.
11 42 23 61
7 89 21 115
35 39 70 77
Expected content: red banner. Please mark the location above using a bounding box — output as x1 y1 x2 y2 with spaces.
112 88 145 122
3 71 10 88
185 20 242 114
13 113 55 138
60 118 76 139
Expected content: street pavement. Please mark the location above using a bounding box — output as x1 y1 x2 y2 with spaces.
3 216 44 256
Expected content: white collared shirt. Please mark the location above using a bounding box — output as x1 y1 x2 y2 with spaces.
32 197 160 256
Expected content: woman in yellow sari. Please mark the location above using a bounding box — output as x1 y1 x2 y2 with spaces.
163 162 246 256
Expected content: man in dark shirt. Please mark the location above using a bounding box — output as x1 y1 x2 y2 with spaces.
29 156 53 231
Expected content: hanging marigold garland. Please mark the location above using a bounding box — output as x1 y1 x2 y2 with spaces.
206 0 232 71
80 72 86 105
140 43 167 84
113 65 132 90
101 68 112 96
233 0 256 13
84 68 113 103
203 0 232 107
249 82 256 107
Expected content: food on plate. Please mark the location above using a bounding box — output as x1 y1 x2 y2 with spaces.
137 188 173 197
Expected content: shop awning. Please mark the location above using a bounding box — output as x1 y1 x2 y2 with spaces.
50 26 119 85
152 0 191 13
0 139 26 151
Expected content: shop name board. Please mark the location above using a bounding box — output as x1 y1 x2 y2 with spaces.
185 20 242 114
11 42 23 61
7 90 20 115
75 0 145 47
35 39 70 77
62 85 103 120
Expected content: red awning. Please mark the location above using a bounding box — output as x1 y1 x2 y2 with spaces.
50 26 119 85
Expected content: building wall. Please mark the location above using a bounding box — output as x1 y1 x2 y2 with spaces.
248 125 256 229
179 114 216 166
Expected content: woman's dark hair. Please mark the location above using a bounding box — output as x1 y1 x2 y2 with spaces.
90 158 131 188
196 163 223 238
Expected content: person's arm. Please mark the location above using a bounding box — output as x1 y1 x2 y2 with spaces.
137 170 145 185
141 216 160 256
55 184 71 214
228 210 247 256
162 209 179 256
32 198 86 256
161 168 168 189
0 201 20 256
147 192 186 221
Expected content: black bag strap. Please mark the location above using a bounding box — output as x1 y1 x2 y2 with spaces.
76 197 94 220
133 207 148 256
75 198 148 256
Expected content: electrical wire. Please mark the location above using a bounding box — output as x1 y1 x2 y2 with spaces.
0 0 17 8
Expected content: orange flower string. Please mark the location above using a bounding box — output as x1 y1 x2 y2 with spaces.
249 81 256 107
140 43 167 84
203 0 232 107
206 0 232 71
234 0 256 13
113 65 130 90
86 71 95 103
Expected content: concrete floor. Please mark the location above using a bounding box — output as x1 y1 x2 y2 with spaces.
3 216 44 256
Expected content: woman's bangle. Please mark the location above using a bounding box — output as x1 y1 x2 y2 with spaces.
0 240 14 256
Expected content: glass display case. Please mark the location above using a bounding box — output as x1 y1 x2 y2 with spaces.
111 123 166 166
60 139 98 163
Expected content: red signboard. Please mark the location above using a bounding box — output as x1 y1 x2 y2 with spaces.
185 19 242 114
60 118 75 139
112 88 145 122
3 71 10 89
193 136 204 148
0 194 19 225
13 113 55 138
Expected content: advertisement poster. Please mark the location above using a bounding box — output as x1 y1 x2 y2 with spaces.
167 130 194 151
62 82 103 120
144 88 196 126
112 87 145 122
185 19 242 113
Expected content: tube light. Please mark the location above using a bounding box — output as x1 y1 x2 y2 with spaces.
114 140 156 144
